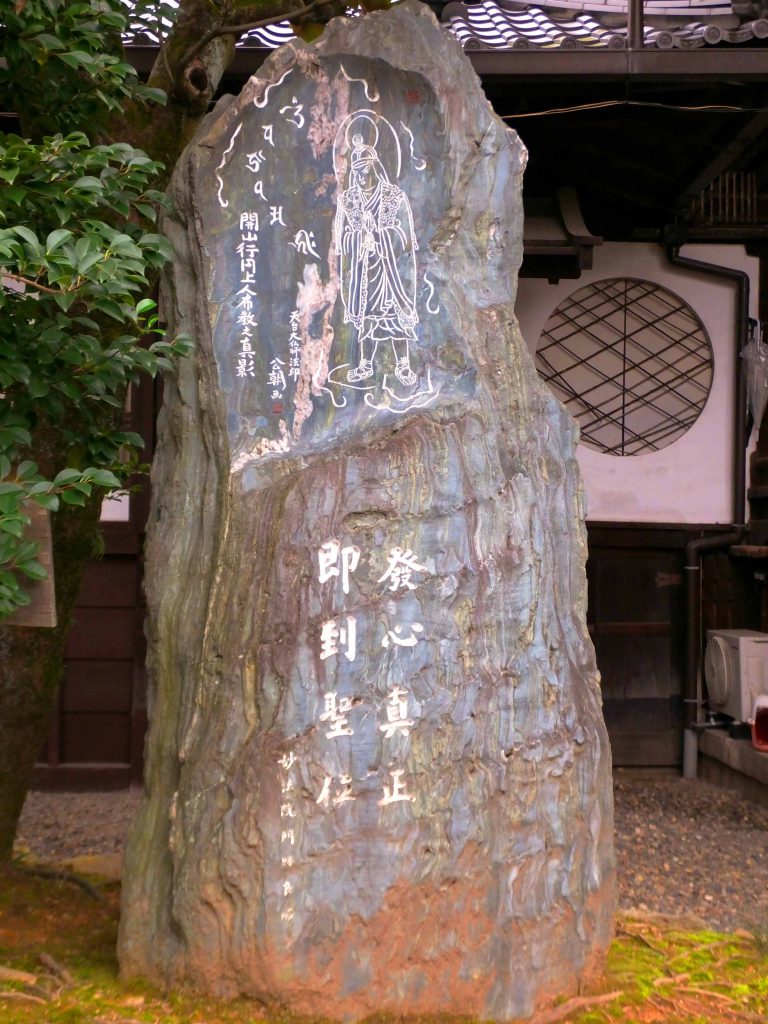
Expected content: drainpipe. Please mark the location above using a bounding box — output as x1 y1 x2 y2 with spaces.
628 0 645 49
667 247 750 777
683 529 744 777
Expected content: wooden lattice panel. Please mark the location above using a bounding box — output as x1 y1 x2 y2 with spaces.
536 277 713 456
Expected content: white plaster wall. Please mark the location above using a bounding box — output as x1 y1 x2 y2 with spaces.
517 243 759 525
100 493 130 522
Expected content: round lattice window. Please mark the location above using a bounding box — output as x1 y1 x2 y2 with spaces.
535 277 714 456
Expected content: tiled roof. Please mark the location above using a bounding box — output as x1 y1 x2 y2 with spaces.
121 0 768 50
123 0 295 47
444 0 768 48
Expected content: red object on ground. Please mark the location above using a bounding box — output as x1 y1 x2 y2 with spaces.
749 695 768 752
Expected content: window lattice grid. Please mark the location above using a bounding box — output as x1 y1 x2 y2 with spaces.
536 278 714 456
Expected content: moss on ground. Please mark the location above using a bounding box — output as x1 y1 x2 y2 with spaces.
0 864 766 1023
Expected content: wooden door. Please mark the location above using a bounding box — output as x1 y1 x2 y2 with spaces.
587 525 687 766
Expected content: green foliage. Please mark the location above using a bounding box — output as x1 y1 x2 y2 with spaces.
0 0 165 135
0 0 190 619
601 914 768 1023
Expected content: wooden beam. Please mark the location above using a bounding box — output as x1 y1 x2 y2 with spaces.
629 0 645 50
675 109 768 202
124 44 768 82
469 48 768 79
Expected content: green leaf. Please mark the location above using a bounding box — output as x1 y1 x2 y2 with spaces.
83 468 120 488
15 541 39 563
134 203 157 222
76 251 104 274
3 425 31 447
58 49 96 68
54 291 77 311
1 588 30 610
93 298 127 321
53 468 83 486
60 488 86 506
13 225 39 247
0 494 20 515
30 493 59 511
3 362 31 384
33 33 66 52
0 518 25 537
134 85 167 106
117 432 144 449
27 380 50 399
16 461 38 481
54 380 82 402
18 560 48 581
72 175 104 191
46 228 73 253
140 234 174 261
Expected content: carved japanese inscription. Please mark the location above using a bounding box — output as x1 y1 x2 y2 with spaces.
211 57 462 475
119 4 616 1020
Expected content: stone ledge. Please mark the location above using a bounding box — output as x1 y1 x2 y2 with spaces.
699 729 768 808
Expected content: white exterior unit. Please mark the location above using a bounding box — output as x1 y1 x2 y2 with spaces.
704 629 768 723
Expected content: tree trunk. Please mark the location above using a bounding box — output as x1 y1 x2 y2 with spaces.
119 4 616 1018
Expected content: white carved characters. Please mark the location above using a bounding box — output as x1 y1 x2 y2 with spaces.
334 112 418 389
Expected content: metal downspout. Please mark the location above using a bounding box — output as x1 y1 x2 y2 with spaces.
628 0 645 50
683 529 744 776
667 248 750 777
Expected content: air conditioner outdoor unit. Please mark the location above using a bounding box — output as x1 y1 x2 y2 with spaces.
704 629 768 723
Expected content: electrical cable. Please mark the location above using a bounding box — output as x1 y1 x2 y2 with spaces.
502 99 767 118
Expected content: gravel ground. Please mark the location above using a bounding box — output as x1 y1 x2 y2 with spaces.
613 770 768 933
17 787 141 863
15 771 768 933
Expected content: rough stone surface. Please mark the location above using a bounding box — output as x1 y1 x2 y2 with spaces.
118 4 616 1019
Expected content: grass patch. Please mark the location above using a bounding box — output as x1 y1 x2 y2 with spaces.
0 864 766 1023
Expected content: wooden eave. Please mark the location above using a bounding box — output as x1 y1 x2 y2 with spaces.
470 47 768 80
126 44 768 81
521 187 603 279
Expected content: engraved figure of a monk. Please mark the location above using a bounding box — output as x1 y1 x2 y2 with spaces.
336 133 418 387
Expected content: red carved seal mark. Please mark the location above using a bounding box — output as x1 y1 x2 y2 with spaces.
404 89 421 105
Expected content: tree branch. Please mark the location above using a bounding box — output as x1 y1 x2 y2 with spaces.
529 990 624 1024
177 0 331 69
1 273 67 296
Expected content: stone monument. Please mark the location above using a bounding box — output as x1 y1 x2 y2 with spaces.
118 4 616 1018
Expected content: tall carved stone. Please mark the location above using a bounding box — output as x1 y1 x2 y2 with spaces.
118 4 616 1018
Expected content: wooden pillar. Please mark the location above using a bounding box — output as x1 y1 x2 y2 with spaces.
629 0 644 49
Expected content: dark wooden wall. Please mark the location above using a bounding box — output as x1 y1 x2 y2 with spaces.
31 377 157 791
588 523 760 767
587 524 686 767
32 527 147 790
